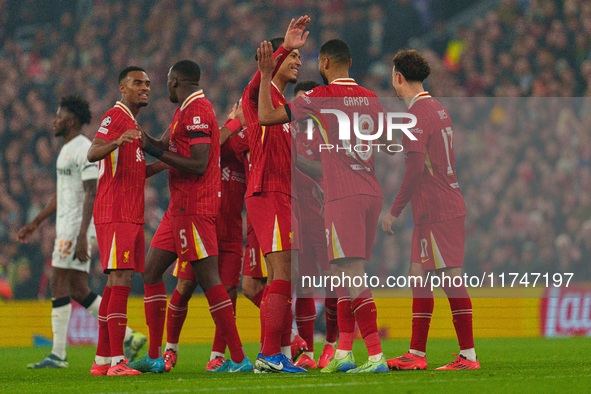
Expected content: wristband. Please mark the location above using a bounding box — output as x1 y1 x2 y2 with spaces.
224 118 242 134
143 140 164 159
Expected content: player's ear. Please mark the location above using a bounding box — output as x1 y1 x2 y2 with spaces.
67 115 77 129
323 56 330 70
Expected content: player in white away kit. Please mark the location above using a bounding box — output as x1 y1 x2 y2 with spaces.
18 95 146 369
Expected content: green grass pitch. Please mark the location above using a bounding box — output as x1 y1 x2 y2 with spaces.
2 338 589 393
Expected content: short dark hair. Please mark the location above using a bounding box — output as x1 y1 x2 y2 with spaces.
171 60 201 83
294 80 319 95
118 66 146 84
319 39 351 66
59 95 91 125
255 37 284 60
392 50 431 82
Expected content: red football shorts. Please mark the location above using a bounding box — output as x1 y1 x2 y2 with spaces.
172 242 243 284
150 210 218 262
245 191 299 256
172 259 196 280
218 241 243 288
95 223 145 273
411 216 465 270
243 228 268 278
298 209 329 277
325 195 382 262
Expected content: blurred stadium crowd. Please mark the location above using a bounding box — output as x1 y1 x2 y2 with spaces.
0 0 589 299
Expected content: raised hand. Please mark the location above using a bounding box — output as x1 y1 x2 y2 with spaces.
228 102 238 120
283 15 311 51
257 41 281 77
235 99 245 125
228 100 245 125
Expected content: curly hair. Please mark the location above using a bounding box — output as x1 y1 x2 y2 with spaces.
392 49 431 83
59 95 91 125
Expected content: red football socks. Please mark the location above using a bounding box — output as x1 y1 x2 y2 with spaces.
107 286 131 358
259 285 270 350
324 292 338 344
211 297 237 355
352 289 382 357
296 297 316 352
205 285 244 363
96 285 111 358
166 289 191 346
442 282 474 350
410 284 434 353
143 282 168 359
336 292 355 352
252 287 264 308
261 280 291 356
281 307 293 348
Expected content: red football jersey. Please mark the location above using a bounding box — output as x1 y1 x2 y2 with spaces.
242 47 295 198
168 90 220 216
227 127 251 181
295 131 323 186
288 78 382 202
402 93 466 224
217 137 247 243
93 102 146 224
295 133 323 218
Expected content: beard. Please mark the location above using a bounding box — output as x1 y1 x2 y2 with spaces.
138 101 149 107
320 70 328 85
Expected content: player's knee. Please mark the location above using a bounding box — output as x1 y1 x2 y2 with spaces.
242 277 265 301
69 285 90 303
109 269 134 286
141 269 162 285
225 285 238 300
192 260 221 291
176 278 198 296
296 286 314 297
242 287 255 301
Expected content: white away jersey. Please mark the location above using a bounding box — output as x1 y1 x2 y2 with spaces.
55 134 98 236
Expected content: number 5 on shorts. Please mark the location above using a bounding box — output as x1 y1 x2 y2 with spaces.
180 229 187 248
